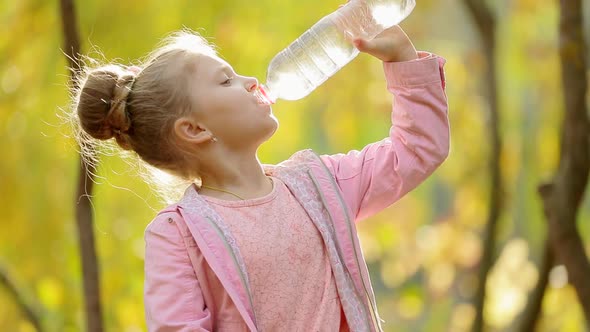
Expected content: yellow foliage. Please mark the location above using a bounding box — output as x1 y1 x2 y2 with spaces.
0 0 587 331
36 277 64 310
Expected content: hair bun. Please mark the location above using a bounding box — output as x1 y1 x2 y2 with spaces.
77 66 136 150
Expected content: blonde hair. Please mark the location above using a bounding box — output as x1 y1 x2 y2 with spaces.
69 29 218 201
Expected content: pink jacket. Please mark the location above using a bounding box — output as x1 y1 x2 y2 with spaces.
144 52 449 332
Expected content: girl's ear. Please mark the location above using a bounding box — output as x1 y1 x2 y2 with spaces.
173 116 212 145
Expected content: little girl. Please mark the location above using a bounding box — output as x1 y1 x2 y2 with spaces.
73 25 449 331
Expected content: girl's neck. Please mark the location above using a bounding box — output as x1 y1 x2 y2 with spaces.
197 153 271 200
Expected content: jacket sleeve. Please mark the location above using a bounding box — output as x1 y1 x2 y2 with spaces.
320 52 450 222
144 213 213 331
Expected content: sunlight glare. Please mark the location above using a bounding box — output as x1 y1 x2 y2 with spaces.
549 265 568 288
268 71 307 100
486 286 526 327
371 3 403 27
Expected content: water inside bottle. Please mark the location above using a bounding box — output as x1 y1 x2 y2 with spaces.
261 0 415 102
263 16 359 101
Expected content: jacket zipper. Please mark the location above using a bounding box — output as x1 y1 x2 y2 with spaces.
308 170 373 332
310 155 382 332
205 216 258 329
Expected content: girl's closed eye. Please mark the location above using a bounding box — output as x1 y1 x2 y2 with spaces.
222 76 234 85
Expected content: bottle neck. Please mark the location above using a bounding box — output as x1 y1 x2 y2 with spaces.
253 84 276 105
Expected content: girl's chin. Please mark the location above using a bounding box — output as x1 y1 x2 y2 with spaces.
262 121 279 141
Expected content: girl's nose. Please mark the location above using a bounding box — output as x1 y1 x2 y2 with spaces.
245 77 259 92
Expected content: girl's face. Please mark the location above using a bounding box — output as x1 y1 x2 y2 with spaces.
187 54 278 149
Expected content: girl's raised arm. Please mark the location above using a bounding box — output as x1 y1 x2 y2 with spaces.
321 51 449 222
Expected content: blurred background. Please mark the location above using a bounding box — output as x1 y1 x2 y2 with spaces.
1 0 589 331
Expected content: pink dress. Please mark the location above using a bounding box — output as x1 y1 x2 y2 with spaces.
203 177 347 331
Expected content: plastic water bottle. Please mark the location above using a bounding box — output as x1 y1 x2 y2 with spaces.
254 0 416 104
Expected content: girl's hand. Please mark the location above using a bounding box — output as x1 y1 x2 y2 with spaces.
353 25 418 62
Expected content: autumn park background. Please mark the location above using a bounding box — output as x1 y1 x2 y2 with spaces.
1 0 590 331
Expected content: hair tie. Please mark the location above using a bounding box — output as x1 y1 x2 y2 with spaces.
127 65 142 75
126 65 141 93
106 74 135 137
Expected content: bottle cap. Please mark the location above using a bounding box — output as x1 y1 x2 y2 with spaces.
253 84 276 105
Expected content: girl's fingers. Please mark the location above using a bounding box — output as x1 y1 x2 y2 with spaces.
355 38 386 58
353 38 371 52
354 26 417 62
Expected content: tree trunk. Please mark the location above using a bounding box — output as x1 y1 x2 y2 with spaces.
462 1 502 331
58 1 104 331
517 239 552 332
541 0 590 324
0 263 44 332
